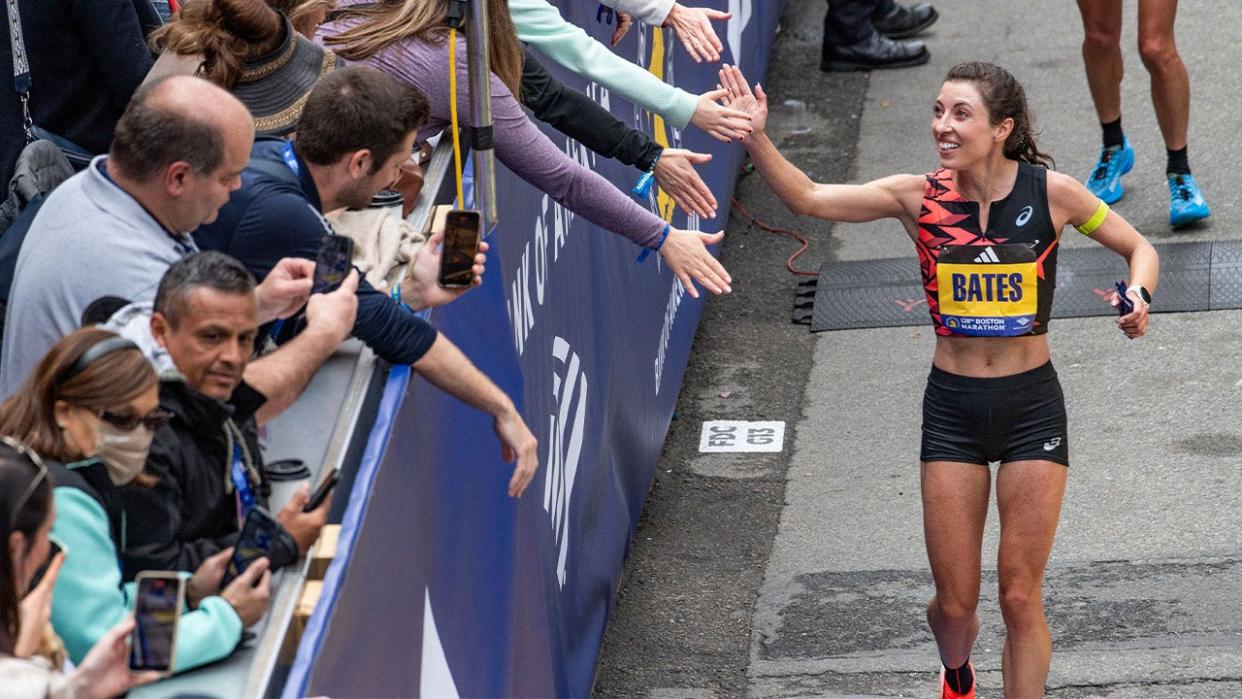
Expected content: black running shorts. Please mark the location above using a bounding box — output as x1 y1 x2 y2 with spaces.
920 361 1069 466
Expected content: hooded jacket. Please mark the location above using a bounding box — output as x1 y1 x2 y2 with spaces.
117 375 298 582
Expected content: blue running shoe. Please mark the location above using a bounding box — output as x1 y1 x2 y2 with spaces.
1084 139 1134 204
1168 173 1211 227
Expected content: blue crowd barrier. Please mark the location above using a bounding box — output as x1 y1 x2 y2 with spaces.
285 2 783 696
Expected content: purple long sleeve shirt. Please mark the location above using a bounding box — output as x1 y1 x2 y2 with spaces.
317 13 666 249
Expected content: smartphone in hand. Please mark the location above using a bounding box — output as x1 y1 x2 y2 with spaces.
222 507 281 587
1115 281 1133 316
437 209 482 288
312 234 355 294
130 571 184 675
302 467 340 513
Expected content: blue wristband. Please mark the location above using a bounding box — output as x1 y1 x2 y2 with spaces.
636 225 671 263
631 152 662 198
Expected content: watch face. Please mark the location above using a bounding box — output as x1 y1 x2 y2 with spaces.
1136 286 1152 304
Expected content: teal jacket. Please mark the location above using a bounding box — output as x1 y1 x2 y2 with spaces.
48 458 243 672
509 0 697 128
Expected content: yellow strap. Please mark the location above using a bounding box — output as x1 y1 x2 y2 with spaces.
448 28 465 208
1075 200 1109 236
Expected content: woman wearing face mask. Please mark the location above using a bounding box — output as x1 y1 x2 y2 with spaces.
0 438 161 698
0 329 273 675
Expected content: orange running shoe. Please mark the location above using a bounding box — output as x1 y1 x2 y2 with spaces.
939 661 975 699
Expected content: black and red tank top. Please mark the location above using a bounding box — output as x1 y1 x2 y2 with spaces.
915 162 1059 337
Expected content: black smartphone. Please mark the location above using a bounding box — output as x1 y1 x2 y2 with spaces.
130 571 184 674
312 234 355 294
25 535 64 594
1115 281 1134 316
222 507 280 587
437 209 482 288
302 467 340 513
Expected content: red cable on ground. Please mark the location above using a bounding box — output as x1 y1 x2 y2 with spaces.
729 195 819 277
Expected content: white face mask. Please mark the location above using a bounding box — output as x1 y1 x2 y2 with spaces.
95 421 155 486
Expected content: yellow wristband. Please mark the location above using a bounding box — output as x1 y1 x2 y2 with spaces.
1075 200 1109 235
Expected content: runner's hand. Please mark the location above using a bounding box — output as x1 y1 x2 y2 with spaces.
654 149 718 219
1116 289 1149 339
663 3 731 63
690 89 753 142
718 64 767 141
658 228 732 298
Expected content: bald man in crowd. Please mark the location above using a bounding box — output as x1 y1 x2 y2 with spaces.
0 76 349 415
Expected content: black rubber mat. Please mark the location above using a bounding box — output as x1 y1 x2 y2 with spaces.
809 240 1242 332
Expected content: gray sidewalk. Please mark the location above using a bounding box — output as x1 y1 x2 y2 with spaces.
752 0 1242 697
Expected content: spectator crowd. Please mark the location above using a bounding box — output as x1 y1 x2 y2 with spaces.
0 0 772 693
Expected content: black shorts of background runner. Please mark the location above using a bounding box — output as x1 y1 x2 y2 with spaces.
920 361 1069 466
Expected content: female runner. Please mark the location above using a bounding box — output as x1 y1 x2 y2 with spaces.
719 61 1159 698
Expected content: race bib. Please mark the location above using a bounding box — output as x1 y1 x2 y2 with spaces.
936 244 1038 336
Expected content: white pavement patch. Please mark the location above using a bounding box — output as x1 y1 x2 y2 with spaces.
699 420 786 452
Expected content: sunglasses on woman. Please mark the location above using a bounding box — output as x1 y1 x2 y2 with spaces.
98 407 175 432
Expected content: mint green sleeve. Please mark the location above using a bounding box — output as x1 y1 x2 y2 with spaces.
510 0 697 128
172 596 244 673
50 487 243 672
50 488 133 664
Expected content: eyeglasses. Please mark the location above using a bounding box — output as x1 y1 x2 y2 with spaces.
2 435 50 529
98 408 174 432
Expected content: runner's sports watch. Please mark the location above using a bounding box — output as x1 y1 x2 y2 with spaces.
1127 284 1151 307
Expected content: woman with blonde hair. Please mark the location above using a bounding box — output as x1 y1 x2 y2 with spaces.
320 0 733 298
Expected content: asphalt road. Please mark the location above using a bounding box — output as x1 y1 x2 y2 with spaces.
596 1 1242 697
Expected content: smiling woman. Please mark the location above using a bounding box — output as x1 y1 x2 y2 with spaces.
719 60 1159 698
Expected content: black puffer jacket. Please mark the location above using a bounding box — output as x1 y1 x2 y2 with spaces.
117 376 297 582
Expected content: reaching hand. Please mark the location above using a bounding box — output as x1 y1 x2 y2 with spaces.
16 551 64 657
610 11 633 45
188 548 233 609
256 257 315 324
492 408 538 498
663 3 731 63
401 230 488 310
658 228 732 298
718 64 767 140
653 149 718 219
70 617 160 699
304 269 360 348
690 88 753 142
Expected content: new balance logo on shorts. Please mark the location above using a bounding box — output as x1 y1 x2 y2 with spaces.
972 247 1001 264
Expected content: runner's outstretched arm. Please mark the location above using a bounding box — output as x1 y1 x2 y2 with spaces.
718 64 919 226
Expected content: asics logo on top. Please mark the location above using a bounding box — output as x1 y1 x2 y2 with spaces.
972 247 1001 264
1016 205 1033 227
1043 437 1062 451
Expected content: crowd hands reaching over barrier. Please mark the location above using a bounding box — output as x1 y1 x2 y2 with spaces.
0 0 743 693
